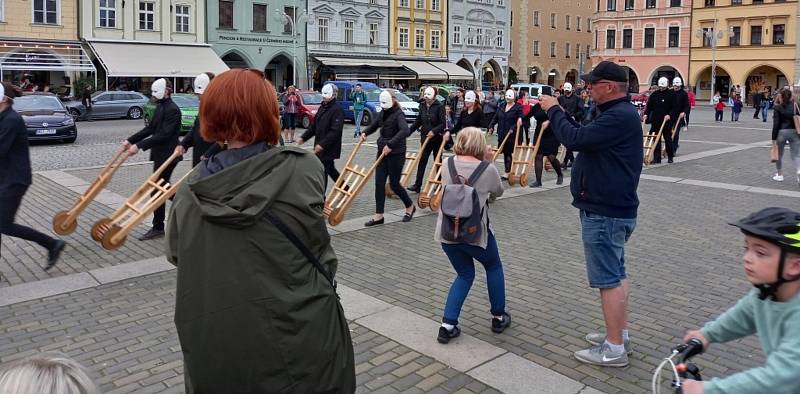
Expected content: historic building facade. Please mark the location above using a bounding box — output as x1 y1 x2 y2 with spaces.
448 0 511 89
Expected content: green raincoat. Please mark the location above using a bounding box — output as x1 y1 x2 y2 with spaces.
166 146 355 393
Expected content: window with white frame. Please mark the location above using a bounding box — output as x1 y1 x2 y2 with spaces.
175 5 190 33
533 11 539 27
466 27 473 45
497 0 503 5
399 27 409 48
476 27 483 46
576 16 581 31
415 28 425 49
496 30 503 47
344 20 354 44
400 0 409 7
566 42 571 57
369 22 379 45
138 1 154 30
533 40 540 56
431 30 440 49
415 0 424 9
99 0 116 28
252 4 267 32
550 41 556 57
318 17 329 41
33 0 58 24
431 0 439 11
453 25 461 44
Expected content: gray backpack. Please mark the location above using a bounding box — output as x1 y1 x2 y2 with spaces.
440 157 491 243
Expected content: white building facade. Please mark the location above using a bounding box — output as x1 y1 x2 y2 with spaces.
448 0 511 89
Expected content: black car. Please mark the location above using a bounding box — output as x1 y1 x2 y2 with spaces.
13 94 77 143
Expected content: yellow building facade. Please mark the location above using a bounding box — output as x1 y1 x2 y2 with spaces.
390 0 447 59
689 0 796 102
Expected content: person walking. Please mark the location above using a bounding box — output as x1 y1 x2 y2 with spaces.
558 82 583 169
580 90 595 125
732 94 743 122
771 89 800 186
517 91 533 144
281 86 300 142
686 86 695 131
482 90 497 129
297 83 344 191
361 91 416 226
672 77 690 154
488 89 522 180
643 77 678 163
753 89 763 119
715 99 726 122
0 82 66 270
408 87 447 193
449 88 465 123
81 85 93 122
761 91 771 122
350 84 368 138
454 91 484 134
175 72 221 167
539 61 642 368
435 127 509 344
166 69 355 393
528 101 563 187
124 78 181 240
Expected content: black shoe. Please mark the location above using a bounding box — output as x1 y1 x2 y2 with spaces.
556 175 564 185
364 218 384 227
45 240 66 271
402 206 416 222
407 185 421 193
492 313 512 333
668 158 674 163
500 176 508 181
529 181 542 188
139 228 165 241
437 325 461 344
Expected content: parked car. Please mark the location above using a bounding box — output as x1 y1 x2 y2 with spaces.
420 84 459 99
384 89 419 123
64 91 149 121
324 81 382 126
13 93 77 143
510 83 555 98
143 93 198 135
279 90 322 128
405 91 446 105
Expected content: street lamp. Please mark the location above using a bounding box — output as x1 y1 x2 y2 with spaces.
466 27 491 90
696 23 735 104
274 7 314 88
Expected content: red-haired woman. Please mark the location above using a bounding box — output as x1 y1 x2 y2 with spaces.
166 69 355 393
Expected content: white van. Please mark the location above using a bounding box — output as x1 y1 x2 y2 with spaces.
510 83 555 98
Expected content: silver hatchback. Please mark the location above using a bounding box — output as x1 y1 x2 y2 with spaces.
65 91 150 121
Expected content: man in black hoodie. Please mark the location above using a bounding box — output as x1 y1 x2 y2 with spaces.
408 87 447 193
297 83 344 191
643 77 677 163
558 82 583 168
124 78 181 240
671 77 690 155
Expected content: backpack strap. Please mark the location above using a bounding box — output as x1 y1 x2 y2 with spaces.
466 161 491 186
447 156 465 184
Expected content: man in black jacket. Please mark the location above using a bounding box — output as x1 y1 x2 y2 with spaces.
558 82 583 168
408 87 448 193
643 77 677 163
175 72 221 166
671 77 690 155
0 82 65 270
752 91 762 119
540 61 642 368
124 78 181 240
297 83 344 191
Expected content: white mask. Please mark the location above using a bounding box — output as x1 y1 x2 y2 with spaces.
152 78 167 100
193 74 210 95
322 83 335 100
563 82 573 92
423 87 435 100
464 91 476 103
505 89 515 101
658 77 669 89
379 90 393 109
672 77 683 87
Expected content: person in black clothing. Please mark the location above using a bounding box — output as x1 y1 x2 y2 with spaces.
643 77 677 163
453 91 483 134
361 91 416 227
81 85 93 121
482 90 497 128
0 82 66 270
488 89 523 179
529 102 564 187
408 87 447 193
175 72 221 166
124 78 181 240
297 83 344 191
671 77 690 155
558 82 583 169
753 90 763 119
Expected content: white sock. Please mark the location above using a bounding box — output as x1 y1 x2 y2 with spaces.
622 330 629 341
493 315 504 322
442 323 455 331
604 340 625 355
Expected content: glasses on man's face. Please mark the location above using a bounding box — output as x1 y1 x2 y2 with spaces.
586 81 613 91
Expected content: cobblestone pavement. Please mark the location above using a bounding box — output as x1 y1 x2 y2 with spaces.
0 106 794 393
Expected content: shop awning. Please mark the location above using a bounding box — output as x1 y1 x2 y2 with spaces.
400 60 447 80
0 39 95 73
314 56 402 68
429 62 474 80
314 56 415 80
87 41 228 78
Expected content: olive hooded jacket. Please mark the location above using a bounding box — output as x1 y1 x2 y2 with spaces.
166 145 355 393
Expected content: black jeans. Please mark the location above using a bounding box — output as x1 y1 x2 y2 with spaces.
715 110 723 122
753 105 761 118
650 120 675 162
413 136 442 189
375 153 412 214
1 185 57 254
152 160 178 231
320 158 340 191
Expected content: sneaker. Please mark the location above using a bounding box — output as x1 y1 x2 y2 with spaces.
139 228 165 241
773 174 785 182
529 181 542 188
45 240 66 271
585 333 632 355
556 175 563 185
574 342 629 367
491 313 511 333
437 326 461 344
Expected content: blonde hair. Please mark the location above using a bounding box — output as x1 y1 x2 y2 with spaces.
454 127 487 160
0 353 99 394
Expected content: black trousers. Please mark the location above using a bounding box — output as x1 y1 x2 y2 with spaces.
375 153 412 214
152 159 178 231
650 120 675 162
412 136 442 189
320 158 340 191
753 105 760 118
1 185 57 254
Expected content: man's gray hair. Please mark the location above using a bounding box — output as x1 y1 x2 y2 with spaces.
0 353 99 394
613 82 629 93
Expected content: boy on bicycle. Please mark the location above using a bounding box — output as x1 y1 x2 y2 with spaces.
681 207 800 394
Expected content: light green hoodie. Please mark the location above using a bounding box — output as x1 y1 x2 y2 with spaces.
701 288 800 394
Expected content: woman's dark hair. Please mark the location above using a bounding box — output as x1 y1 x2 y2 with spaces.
780 89 792 105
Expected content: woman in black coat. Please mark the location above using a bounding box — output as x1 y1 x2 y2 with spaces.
298 84 344 191
488 89 522 178
361 91 416 226
453 90 484 134
529 102 563 187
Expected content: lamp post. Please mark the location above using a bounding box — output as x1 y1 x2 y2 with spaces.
466 28 491 90
274 7 314 88
696 23 734 104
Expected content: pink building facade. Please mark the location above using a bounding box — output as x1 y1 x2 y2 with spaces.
590 0 691 93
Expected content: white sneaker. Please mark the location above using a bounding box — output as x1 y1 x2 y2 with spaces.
773 174 784 182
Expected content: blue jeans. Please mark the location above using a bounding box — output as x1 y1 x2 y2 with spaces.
762 105 769 122
354 109 364 136
580 210 636 289
441 232 506 325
